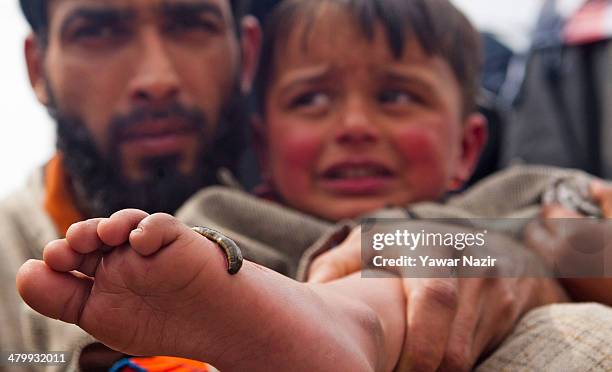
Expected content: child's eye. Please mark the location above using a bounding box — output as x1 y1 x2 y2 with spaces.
378 90 418 106
289 92 331 110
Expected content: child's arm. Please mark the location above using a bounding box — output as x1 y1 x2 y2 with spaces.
17 210 406 372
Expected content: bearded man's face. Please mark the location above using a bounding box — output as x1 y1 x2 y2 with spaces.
32 0 249 217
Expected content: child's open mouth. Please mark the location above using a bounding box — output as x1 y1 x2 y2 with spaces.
319 161 395 195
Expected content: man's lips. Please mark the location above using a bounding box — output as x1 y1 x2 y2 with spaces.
119 119 196 141
118 120 198 156
318 160 396 195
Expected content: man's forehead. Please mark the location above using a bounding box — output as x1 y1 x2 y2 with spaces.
48 0 233 21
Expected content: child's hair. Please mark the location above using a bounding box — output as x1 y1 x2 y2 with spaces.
255 0 482 118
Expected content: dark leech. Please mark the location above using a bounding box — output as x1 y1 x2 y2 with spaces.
191 226 244 275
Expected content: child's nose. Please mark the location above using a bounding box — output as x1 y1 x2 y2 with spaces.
335 101 380 146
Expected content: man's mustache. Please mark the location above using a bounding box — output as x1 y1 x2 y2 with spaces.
110 103 207 141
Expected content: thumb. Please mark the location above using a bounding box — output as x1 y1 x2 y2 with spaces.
308 227 362 283
590 180 612 217
541 204 583 219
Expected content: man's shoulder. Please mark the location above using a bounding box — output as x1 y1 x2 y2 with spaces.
0 167 46 218
0 167 58 258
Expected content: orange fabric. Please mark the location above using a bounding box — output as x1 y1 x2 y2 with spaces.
43 154 84 237
128 357 209 371
44 156 212 371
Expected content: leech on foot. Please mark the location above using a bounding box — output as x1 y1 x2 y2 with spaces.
191 226 244 275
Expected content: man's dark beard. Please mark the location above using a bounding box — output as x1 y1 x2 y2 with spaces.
49 88 248 218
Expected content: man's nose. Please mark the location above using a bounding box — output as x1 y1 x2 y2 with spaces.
334 99 380 146
129 29 180 105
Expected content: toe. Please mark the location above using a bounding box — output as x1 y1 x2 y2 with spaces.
129 213 190 256
43 239 84 272
17 260 93 325
98 209 149 247
66 219 105 254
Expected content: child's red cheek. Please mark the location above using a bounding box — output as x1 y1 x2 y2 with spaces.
276 130 323 169
271 132 323 196
392 128 447 167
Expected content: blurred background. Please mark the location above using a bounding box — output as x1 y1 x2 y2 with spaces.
0 0 595 197
0 0 55 198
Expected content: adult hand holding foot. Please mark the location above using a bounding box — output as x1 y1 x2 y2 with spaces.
308 226 569 372
16 209 405 372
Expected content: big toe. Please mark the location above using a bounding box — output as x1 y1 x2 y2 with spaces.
17 259 93 324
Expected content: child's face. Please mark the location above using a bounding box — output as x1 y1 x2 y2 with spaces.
261 12 486 221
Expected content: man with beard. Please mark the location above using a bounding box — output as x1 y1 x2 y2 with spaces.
0 0 260 368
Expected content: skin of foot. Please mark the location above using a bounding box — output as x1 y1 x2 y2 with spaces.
17 209 405 372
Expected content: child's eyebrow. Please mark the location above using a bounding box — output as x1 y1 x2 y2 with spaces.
277 65 333 92
380 69 438 93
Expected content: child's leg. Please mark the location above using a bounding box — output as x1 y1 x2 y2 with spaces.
17 210 405 372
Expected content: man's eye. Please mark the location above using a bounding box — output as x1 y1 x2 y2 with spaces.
166 17 220 34
73 24 127 41
290 92 330 109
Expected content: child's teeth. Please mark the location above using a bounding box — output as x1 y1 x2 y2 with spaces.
338 168 377 178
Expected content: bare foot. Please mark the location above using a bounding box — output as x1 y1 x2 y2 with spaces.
17 210 404 371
